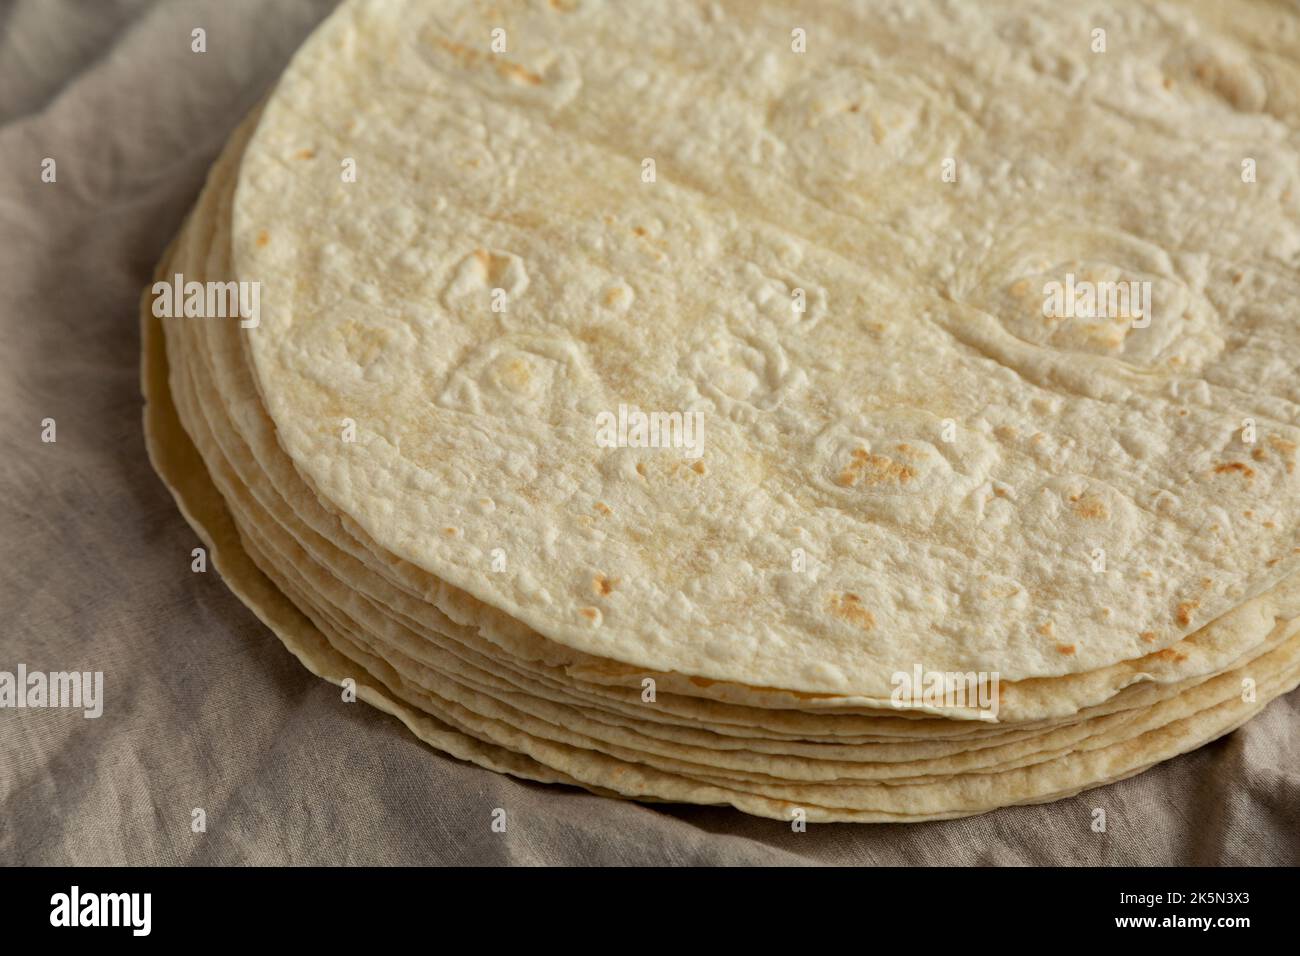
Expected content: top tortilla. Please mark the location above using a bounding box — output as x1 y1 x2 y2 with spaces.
232 0 1300 697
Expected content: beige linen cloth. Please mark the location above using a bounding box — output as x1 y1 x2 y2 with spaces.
0 0 1296 866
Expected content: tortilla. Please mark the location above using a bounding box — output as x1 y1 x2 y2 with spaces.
142 0 1300 821
235 0 1300 702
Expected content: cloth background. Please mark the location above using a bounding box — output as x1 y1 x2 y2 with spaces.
1 0 1296 866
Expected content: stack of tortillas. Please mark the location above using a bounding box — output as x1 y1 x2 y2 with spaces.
141 0 1300 822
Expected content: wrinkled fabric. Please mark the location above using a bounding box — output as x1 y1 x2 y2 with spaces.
0 0 1297 866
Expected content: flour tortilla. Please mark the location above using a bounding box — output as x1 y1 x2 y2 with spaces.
154 115 1300 802
144 0 1300 821
172 141 1300 749
195 99 1300 730
172 106 1300 738
233 0 1300 703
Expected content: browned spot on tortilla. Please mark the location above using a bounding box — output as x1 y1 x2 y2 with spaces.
827 592 875 631
295 148 316 160
256 229 270 248
836 449 915 488
442 527 458 537
1140 631 1157 643
436 38 483 65
691 460 706 475
497 61 543 85
993 425 1018 442
1269 435 1297 473
633 226 648 237
594 501 612 515
1068 492 1108 519
1243 510 1254 518
1176 600 1199 627
1213 461 1254 479
1252 448 1267 461
434 36 540 88
1037 620 1054 637
635 462 647 478
592 574 618 596
1231 271 1244 284
689 676 716 689
578 606 600 623
1153 648 1188 663
1056 644 1076 656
